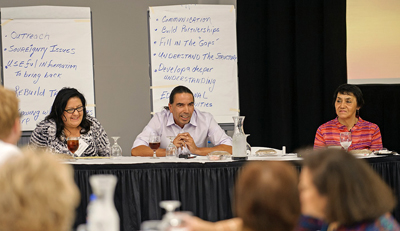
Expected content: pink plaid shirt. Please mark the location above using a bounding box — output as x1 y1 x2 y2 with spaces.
314 117 383 151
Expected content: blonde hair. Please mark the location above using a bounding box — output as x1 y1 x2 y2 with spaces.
0 86 19 139
0 148 80 231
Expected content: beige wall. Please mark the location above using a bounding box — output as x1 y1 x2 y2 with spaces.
0 0 236 154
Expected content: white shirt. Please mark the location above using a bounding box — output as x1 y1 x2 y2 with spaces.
132 108 232 149
0 140 21 165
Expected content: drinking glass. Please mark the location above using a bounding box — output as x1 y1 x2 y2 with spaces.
67 137 79 157
166 136 177 159
177 130 190 158
149 133 160 159
245 134 252 156
160 200 181 213
177 145 190 158
159 200 181 229
340 132 352 151
111 136 122 159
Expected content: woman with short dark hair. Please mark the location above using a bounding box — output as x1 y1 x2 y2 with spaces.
314 84 383 151
297 149 399 230
30 87 110 156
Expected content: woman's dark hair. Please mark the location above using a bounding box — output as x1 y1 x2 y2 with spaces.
235 161 300 231
164 85 194 110
303 149 396 226
333 84 365 109
45 88 92 140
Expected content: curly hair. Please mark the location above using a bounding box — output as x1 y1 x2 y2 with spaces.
0 148 80 231
0 86 19 140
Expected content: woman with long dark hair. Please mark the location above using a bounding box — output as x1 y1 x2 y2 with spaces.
30 87 110 156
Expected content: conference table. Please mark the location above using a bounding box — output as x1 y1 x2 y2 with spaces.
69 150 400 231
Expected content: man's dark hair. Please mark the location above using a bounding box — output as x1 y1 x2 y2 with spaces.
164 85 194 110
169 85 194 104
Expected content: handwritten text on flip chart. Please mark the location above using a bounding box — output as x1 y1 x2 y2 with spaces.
2 18 95 130
149 5 239 123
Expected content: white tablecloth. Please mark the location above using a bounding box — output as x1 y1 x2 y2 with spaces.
65 146 384 165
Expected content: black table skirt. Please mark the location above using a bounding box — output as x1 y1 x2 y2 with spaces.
72 156 400 231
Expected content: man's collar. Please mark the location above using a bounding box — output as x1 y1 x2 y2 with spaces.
166 111 175 126
189 109 198 127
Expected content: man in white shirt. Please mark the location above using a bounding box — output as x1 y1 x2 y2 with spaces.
0 86 22 165
131 85 232 157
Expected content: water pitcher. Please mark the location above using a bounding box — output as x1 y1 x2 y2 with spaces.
87 175 120 231
232 116 248 160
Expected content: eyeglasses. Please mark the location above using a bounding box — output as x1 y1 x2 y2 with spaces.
64 106 84 114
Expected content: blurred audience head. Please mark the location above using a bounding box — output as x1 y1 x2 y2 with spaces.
300 148 396 226
0 148 80 231
235 161 300 231
0 86 21 144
